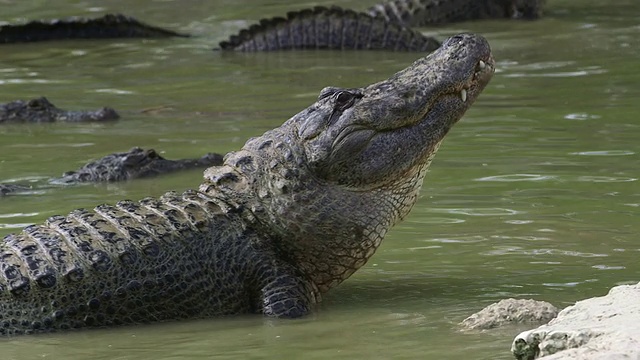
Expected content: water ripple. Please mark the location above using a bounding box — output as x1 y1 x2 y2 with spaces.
429 208 521 216
410 217 466 225
505 68 607 78
592 265 626 270
505 220 534 225
564 113 601 121
570 150 635 156
542 282 582 287
483 247 609 257
94 88 135 95
0 223 35 230
577 176 637 183
475 174 555 182
0 212 40 219
0 79 64 85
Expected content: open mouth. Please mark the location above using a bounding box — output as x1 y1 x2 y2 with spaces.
457 56 496 103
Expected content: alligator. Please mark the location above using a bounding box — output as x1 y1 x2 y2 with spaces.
0 0 543 49
0 33 494 335
0 13 189 44
0 97 119 123
218 6 441 52
0 147 224 196
366 0 546 27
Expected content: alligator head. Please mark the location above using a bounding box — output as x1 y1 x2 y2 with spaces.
0 97 119 123
202 33 495 294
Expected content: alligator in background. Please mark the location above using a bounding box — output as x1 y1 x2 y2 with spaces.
0 13 189 43
0 33 494 335
366 0 546 27
0 97 119 123
0 147 224 196
218 6 440 52
0 0 544 50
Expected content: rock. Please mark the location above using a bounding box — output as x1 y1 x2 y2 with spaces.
461 298 558 331
511 282 640 360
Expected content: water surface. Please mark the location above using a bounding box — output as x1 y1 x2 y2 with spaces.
1 0 639 359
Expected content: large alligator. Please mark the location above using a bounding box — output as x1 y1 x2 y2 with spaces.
0 147 224 196
0 33 494 335
0 97 119 123
0 1 543 49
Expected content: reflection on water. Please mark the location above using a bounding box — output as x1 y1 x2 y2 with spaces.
1 0 640 359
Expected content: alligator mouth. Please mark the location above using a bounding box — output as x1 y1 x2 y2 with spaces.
458 57 494 102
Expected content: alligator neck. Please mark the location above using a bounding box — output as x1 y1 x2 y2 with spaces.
199 128 430 294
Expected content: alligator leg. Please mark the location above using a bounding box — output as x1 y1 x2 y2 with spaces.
254 260 316 318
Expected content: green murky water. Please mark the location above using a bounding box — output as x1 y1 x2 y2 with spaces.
1 0 639 358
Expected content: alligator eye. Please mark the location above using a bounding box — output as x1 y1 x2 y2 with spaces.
27 99 44 109
333 91 359 111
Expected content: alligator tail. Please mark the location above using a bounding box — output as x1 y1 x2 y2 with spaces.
218 6 440 52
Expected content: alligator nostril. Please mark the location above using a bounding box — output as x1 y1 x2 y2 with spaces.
443 34 466 47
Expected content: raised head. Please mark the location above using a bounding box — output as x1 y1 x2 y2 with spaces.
203 33 495 293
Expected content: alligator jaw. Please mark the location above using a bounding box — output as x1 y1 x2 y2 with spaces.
296 33 495 189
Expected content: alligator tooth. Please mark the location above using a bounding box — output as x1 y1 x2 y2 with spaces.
478 60 486 70
460 89 467 102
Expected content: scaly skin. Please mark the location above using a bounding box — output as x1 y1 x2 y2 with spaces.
0 13 189 44
0 97 119 123
0 148 224 196
367 0 545 27
219 6 440 52
1 1 545 48
0 33 494 335
53 147 224 184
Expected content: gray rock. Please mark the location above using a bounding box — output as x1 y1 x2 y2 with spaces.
461 298 558 330
512 282 640 360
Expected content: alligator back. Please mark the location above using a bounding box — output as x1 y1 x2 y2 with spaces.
219 6 440 52
367 0 545 27
0 190 253 335
0 14 189 44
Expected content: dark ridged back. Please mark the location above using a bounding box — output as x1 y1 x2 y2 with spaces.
0 14 189 44
219 6 440 52
0 190 244 335
53 147 224 184
366 0 544 27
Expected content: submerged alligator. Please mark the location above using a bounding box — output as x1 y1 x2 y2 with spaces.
0 97 119 123
0 33 494 335
367 0 545 27
1 0 544 51
0 147 223 196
